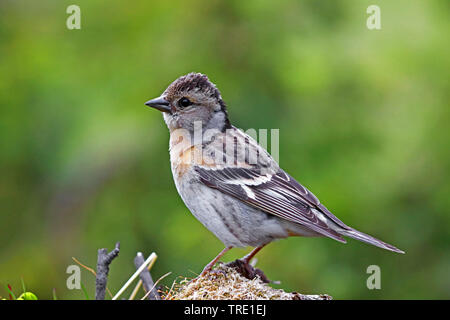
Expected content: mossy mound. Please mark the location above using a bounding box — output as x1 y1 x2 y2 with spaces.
165 263 331 300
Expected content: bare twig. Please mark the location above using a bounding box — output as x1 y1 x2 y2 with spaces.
133 252 160 300
112 252 156 300
141 272 171 300
128 252 158 300
72 257 113 299
95 242 120 300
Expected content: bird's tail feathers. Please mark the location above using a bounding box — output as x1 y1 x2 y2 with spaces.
338 228 405 254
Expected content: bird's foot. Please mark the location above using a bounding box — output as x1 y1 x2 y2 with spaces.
223 259 271 283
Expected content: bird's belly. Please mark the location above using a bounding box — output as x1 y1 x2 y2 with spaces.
174 173 290 248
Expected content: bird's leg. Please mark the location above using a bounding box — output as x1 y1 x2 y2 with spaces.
199 246 232 277
241 244 267 264
224 243 271 283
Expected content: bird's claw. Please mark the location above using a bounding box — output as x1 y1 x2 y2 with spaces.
224 259 272 283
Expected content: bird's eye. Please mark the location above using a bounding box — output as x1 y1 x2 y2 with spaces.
178 97 192 108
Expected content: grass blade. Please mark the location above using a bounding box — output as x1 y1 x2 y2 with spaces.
80 283 90 300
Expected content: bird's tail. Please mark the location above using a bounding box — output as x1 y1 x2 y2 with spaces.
338 228 405 254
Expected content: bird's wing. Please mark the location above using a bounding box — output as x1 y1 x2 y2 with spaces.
195 165 349 243
194 127 350 242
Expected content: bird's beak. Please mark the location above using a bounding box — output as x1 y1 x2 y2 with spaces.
145 96 172 114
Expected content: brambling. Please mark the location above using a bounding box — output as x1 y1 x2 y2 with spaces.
145 73 404 276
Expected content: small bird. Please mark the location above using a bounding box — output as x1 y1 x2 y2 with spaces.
145 73 404 276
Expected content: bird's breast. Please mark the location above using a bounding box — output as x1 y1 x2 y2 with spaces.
169 131 221 179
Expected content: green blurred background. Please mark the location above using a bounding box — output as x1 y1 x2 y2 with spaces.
0 0 449 299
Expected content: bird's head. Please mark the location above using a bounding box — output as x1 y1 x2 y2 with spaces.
145 73 231 133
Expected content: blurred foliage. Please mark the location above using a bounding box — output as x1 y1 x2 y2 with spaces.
0 0 449 299
1 282 38 300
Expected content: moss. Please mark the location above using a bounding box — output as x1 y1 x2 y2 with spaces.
164 264 331 300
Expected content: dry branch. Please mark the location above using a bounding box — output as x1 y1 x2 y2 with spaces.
134 252 160 300
95 242 120 300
